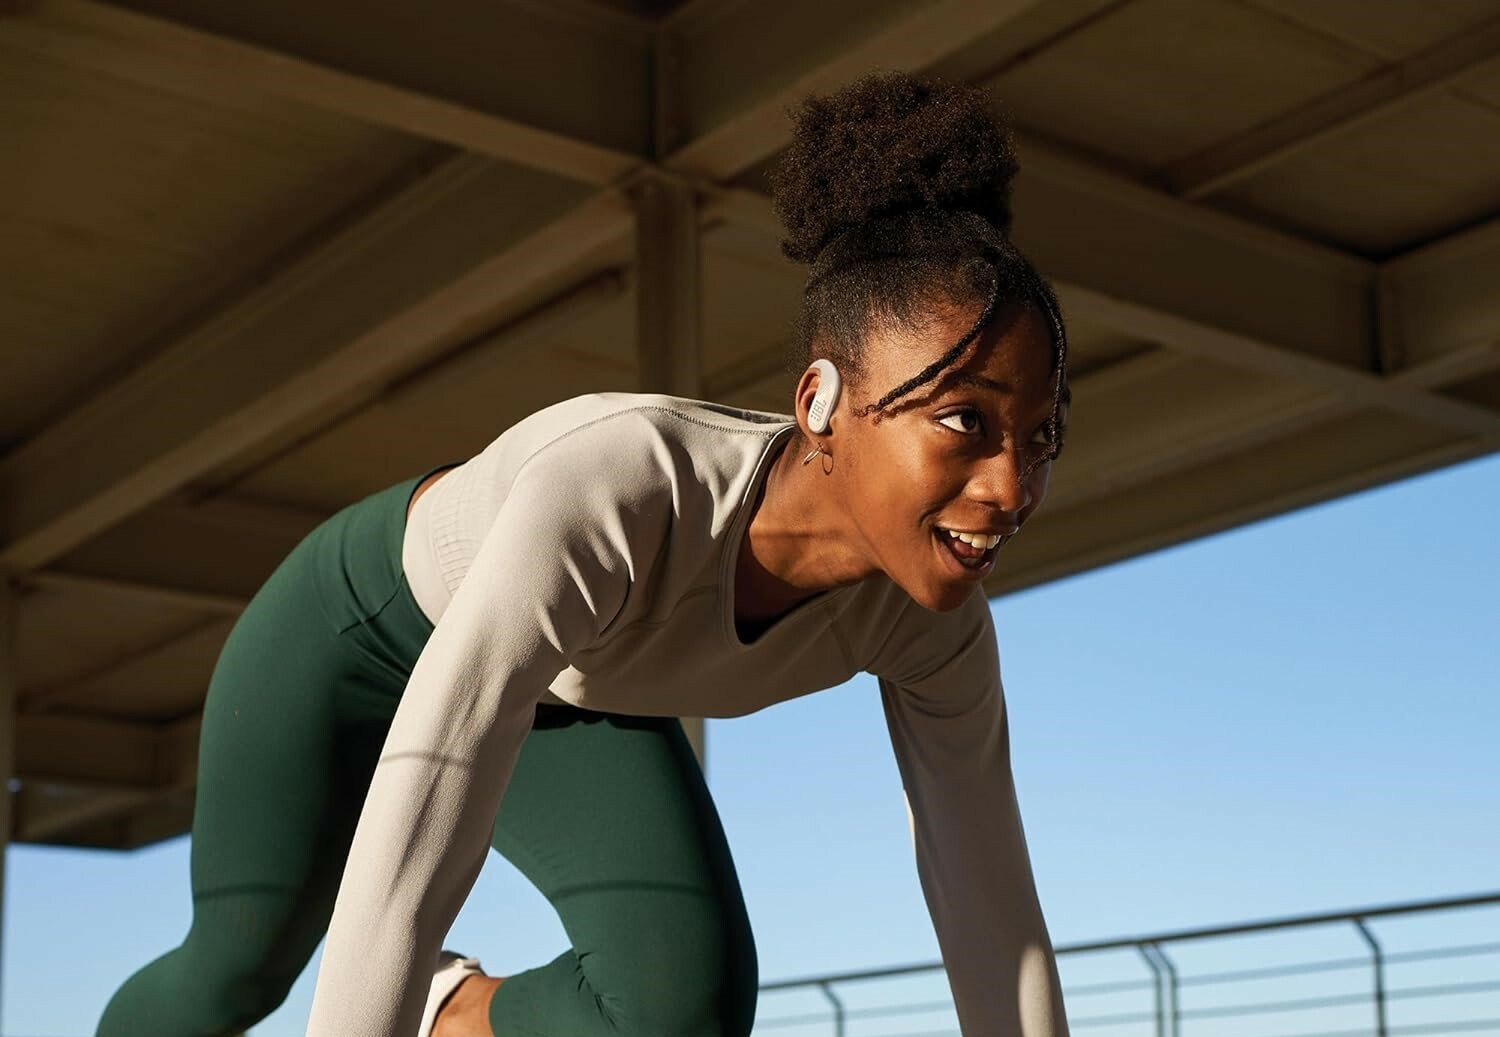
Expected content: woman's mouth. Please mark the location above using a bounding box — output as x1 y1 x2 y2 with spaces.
932 526 1011 576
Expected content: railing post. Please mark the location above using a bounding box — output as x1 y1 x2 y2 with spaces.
1353 917 1388 1037
1150 942 1181 1037
817 981 845 1037
1137 943 1166 1037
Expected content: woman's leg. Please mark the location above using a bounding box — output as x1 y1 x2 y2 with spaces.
95 472 435 1037
486 707 759 1037
95 540 388 1035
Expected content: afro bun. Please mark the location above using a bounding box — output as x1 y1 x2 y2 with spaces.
770 71 1019 265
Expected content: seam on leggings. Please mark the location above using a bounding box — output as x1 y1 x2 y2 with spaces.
335 573 409 635
334 472 435 636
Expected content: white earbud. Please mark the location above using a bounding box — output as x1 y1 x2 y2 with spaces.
806 358 841 435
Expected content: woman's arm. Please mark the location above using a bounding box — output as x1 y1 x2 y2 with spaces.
877 592 1070 1037
305 454 641 1037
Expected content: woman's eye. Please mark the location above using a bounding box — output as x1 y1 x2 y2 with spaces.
937 410 982 435
1029 423 1067 458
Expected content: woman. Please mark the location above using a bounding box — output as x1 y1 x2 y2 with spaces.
97 72 1072 1037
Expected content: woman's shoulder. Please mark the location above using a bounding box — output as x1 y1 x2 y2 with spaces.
502 393 789 467
856 586 997 688
489 392 790 507
465 393 789 557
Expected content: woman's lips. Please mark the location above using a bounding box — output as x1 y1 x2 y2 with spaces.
933 528 998 575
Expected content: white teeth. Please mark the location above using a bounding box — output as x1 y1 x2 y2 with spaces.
942 528 1002 550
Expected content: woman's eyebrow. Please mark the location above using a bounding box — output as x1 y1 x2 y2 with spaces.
934 370 1012 395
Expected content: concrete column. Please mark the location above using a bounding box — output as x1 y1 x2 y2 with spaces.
633 171 703 403
631 170 708 770
0 577 16 1020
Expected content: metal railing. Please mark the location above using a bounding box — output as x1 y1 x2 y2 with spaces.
13 892 1496 1037
754 890 1500 1037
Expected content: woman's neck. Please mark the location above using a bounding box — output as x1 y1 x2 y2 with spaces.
734 435 871 624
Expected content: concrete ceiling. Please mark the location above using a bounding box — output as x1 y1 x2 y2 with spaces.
2 0 1498 849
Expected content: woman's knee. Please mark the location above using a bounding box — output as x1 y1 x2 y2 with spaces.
193 934 301 1024
606 985 757 1037
200 966 299 1029
97 936 298 1036
595 922 758 1037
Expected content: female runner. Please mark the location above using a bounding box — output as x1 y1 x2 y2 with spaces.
97 71 1072 1037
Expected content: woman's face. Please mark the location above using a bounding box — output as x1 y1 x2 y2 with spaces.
831 301 1063 612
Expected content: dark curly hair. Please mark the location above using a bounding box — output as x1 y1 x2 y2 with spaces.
771 71 1069 473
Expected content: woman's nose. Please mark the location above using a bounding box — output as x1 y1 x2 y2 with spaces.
968 447 1032 515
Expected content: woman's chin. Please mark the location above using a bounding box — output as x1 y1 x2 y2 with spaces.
901 575 980 613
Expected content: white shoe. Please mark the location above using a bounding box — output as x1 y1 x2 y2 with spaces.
417 951 487 1037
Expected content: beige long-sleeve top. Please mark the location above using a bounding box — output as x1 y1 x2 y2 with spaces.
305 392 1068 1037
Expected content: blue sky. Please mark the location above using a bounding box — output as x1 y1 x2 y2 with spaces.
6 451 1498 1037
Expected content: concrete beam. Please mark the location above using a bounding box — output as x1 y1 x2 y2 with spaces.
1058 284 1500 442
1165 13 1500 199
15 785 157 843
5 0 651 183
21 570 249 618
375 270 631 408
704 144 1500 443
1380 213 1500 379
702 343 795 402
32 273 628 605
1011 135 1378 373
15 711 198 792
0 158 632 570
51 500 317 604
662 0 1051 178
12 711 198 842
16 287 639 721
704 168 1374 375
6 0 1094 194
22 617 227 712
1038 351 1332 512
1021 139 1500 438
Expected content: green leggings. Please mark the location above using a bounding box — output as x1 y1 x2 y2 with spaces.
95 471 758 1037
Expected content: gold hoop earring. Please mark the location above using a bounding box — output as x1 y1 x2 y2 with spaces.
801 446 834 475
